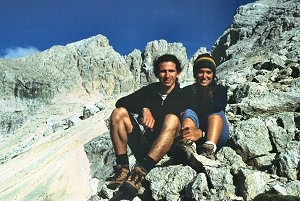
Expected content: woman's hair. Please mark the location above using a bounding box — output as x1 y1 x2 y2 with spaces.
207 78 218 99
153 54 182 77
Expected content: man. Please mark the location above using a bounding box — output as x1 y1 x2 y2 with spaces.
107 54 183 196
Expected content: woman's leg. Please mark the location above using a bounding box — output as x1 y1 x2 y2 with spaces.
208 111 230 151
215 111 230 151
181 109 204 141
182 109 199 129
207 114 222 145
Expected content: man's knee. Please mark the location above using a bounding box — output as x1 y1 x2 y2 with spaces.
110 107 129 123
163 114 181 129
110 107 134 133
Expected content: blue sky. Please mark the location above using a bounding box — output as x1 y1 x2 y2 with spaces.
0 0 255 59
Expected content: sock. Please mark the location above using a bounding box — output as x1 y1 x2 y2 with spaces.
116 153 129 167
205 141 217 152
139 155 156 173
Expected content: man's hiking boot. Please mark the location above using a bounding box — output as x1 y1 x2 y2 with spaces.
121 165 146 195
198 143 216 160
106 165 130 190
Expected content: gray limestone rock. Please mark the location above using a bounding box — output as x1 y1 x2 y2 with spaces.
216 146 248 174
67 112 83 128
205 166 236 200
286 180 300 197
183 173 209 201
231 118 273 161
236 168 272 200
95 100 106 111
265 112 296 152
125 49 143 89
84 133 116 181
0 34 135 139
278 141 300 181
83 104 100 119
146 165 197 201
251 153 277 171
241 91 300 117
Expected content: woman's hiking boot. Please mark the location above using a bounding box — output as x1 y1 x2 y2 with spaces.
169 141 197 165
198 143 216 160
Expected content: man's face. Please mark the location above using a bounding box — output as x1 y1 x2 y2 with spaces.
196 67 213 87
157 61 179 90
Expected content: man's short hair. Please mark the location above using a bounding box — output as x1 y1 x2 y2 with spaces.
153 54 182 77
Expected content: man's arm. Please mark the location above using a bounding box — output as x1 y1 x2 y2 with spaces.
140 108 155 130
116 85 156 129
116 86 147 114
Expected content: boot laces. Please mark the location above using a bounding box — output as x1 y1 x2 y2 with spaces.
130 170 145 185
112 166 126 180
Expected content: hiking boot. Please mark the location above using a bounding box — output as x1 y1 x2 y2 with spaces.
121 165 146 195
169 141 197 165
198 143 216 160
106 165 130 190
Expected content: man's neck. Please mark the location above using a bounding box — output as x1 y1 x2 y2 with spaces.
159 83 176 95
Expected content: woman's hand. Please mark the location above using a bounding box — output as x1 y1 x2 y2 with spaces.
181 125 202 142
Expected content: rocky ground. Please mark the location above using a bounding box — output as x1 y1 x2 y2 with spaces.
0 0 299 200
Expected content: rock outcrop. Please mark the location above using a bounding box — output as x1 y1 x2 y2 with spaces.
0 0 299 200
88 0 300 200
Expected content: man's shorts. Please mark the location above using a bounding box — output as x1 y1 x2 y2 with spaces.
127 113 183 163
127 113 158 162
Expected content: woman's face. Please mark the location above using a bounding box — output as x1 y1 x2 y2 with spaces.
196 67 214 87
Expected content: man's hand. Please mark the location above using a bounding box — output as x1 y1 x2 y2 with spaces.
141 108 155 130
181 125 202 142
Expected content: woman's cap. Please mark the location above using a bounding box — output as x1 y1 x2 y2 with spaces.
193 53 216 77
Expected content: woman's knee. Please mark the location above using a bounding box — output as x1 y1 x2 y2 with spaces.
210 111 225 121
182 109 199 128
183 109 197 117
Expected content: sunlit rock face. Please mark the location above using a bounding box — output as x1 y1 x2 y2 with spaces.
1 0 300 200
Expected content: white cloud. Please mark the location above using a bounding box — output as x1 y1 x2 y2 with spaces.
1 46 40 59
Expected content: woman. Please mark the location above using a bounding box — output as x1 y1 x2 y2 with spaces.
180 53 230 160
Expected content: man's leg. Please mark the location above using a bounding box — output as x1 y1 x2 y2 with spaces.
169 110 198 165
110 107 133 155
148 114 181 162
136 114 182 173
121 114 181 195
107 107 133 189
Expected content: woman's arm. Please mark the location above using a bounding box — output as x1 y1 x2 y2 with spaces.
181 117 204 142
180 109 204 142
